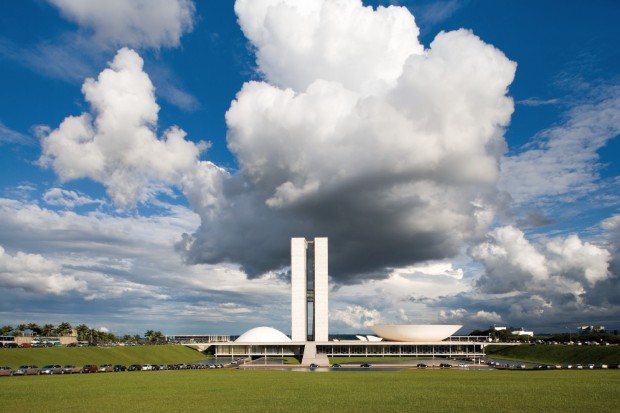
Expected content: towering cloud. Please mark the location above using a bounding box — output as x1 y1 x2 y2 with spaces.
39 0 518 286
39 48 212 207
180 0 516 282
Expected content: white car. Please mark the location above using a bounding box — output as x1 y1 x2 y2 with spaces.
40 364 63 375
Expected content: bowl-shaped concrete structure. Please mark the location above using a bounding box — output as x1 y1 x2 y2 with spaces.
369 324 462 342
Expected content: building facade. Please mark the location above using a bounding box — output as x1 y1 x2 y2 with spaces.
291 237 328 342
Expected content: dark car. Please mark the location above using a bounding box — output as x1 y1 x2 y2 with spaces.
40 364 63 375
439 363 452 368
309 363 319 368
416 363 428 368
128 364 142 371
360 363 371 368
113 364 127 372
81 364 98 373
331 364 341 368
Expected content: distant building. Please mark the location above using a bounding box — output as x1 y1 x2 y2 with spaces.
13 329 78 347
512 329 534 337
578 325 605 334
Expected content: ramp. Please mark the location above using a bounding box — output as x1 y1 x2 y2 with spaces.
301 342 330 366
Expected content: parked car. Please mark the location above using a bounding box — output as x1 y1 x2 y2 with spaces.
98 364 113 372
0 366 14 376
439 363 452 368
81 364 98 373
141 364 154 371
113 364 127 372
62 365 82 374
13 365 39 375
416 363 428 368
360 363 371 368
40 364 63 375
128 364 142 371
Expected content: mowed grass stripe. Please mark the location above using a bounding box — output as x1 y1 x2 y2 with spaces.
2 369 619 413
485 344 620 365
0 345 206 367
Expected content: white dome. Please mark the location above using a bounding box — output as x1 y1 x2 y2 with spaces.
235 326 292 343
369 324 462 342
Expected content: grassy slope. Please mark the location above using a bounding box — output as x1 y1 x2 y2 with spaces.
0 345 207 367
2 369 619 412
485 344 620 365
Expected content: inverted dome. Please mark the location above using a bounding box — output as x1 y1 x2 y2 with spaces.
369 324 462 342
235 326 292 343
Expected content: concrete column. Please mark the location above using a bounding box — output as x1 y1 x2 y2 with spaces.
291 238 307 342
313 237 329 341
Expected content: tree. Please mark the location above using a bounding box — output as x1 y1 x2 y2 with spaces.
16 324 27 336
56 322 73 336
75 324 90 342
144 330 165 344
0 325 13 335
26 323 41 336
41 324 55 337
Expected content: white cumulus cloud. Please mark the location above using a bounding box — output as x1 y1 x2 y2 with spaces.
39 48 210 208
0 245 87 294
471 226 611 297
181 0 516 282
48 0 195 49
331 305 383 329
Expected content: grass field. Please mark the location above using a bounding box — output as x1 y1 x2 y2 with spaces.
485 344 620 365
1 369 619 412
0 345 207 367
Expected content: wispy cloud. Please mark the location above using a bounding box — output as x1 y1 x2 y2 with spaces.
500 85 620 204
517 97 560 107
43 188 105 209
0 121 36 146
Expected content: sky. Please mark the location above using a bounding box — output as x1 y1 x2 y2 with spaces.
1 0 619 338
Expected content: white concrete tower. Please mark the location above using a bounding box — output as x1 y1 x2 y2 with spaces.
290 237 329 342
290 238 308 342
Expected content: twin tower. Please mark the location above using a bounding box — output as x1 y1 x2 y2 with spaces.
291 238 328 342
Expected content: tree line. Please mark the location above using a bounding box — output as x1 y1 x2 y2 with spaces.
0 323 166 344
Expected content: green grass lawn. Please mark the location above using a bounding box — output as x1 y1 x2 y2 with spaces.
485 344 620 365
329 356 422 364
0 345 207 367
1 369 619 413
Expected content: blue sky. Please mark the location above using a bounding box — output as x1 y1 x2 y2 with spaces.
1 0 619 337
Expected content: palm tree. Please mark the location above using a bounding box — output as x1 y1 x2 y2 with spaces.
16 324 27 336
41 324 55 337
75 324 90 342
26 323 41 336
56 322 73 336
144 330 165 344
